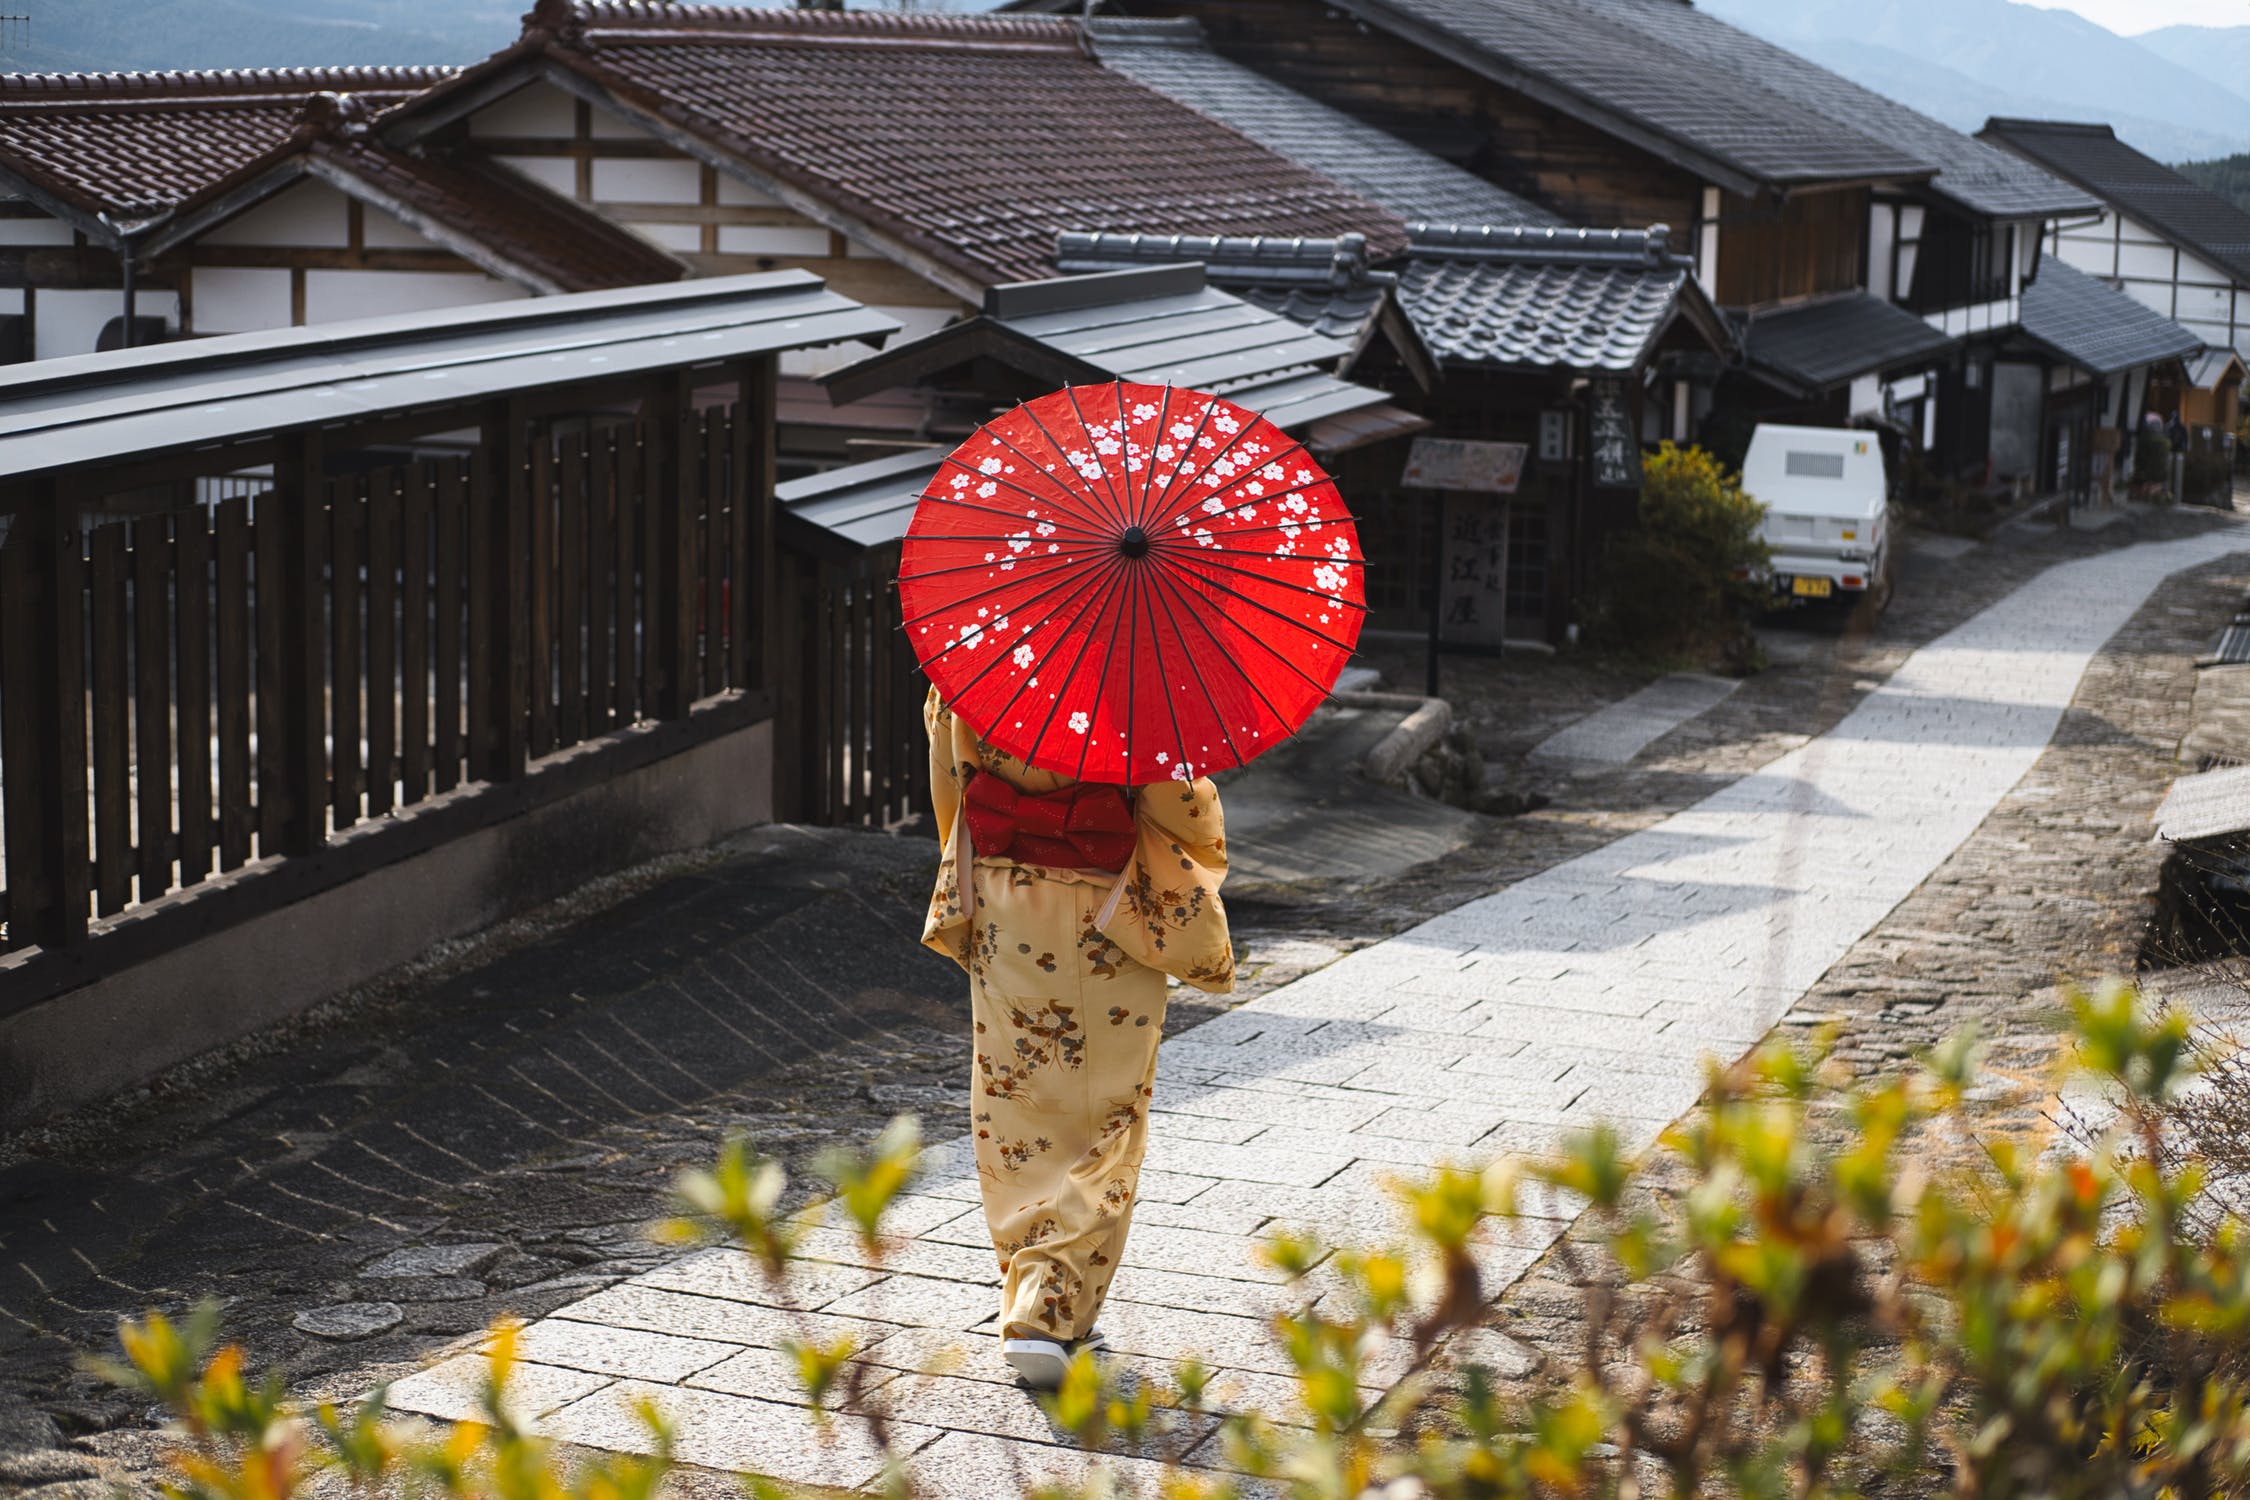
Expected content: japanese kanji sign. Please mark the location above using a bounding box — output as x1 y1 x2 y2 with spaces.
1588 378 1638 490
1401 437 1528 494
1437 495 1511 649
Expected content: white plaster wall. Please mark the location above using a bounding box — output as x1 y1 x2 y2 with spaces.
467 81 576 138
716 226 830 257
495 156 576 195
360 201 431 249
0 215 74 246
593 157 700 205
629 223 703 253
200 180 350 248
190 267 291 333
304 269 521 323
36 288 125 358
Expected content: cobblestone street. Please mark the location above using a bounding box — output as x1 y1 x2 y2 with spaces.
5 507 2247 1497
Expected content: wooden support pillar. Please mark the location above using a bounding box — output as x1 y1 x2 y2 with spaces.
0 484 90 947
647 369 697 720
735 355 778 698
273 431 329 857
478 398 530 781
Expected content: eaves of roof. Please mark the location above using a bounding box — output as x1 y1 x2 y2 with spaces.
1315 0 1935 198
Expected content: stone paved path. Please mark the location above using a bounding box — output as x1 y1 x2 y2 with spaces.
377 524 2250 1493
1528 671 1740 765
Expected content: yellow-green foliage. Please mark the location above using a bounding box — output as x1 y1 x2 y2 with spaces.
1592 442 1770 658
93 987 2250 1499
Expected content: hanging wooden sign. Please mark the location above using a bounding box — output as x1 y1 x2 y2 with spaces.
1402 437 1527 494
1588 377 1639 490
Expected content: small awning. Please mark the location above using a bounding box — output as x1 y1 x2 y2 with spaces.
777 400 1428 557
2155 763 2250 843
821 262 1399 432
2018 256 2202 377
1741 292 1958 396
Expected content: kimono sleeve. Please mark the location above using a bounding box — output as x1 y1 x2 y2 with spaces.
1098 775 1235 994
920 689 974 967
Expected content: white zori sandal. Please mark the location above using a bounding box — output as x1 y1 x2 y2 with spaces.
1002 1336 1070 1390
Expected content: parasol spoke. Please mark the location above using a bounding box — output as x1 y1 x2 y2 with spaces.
1148 556 1351 708
932 551 1130 711
1024 392 1132 537
1066 383 1137 536
1151 549 1365 653
966 550 1134 745
1028 542 1137 769
1145 436 1319 537
895 543 1115 585
1142 398 1277 532
1145 558 1296 760
928 461 1118 539
901 544 1113 648
957 414 1124 537
1148 546 1371 623
1137 546 1233 775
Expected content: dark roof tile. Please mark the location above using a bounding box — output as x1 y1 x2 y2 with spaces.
410 2 1405 293
1083 17 1559 229
1739 292 1957 392
0 67 452 227
2017 255 2202 376
1392 223 1711 371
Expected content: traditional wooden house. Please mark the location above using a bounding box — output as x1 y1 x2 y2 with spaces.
1981 120 2250 366
2005 255 2203 502
1010 0 2101 490
0 68 692 361
371 0 1405 472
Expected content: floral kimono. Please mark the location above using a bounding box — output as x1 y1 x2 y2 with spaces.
922 689 1232 1342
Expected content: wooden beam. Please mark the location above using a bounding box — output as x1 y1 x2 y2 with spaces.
597 202 809 227
0 246 172 291
181 245 487 274
471 133 688 161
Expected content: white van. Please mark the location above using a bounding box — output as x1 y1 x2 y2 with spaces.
1741 424 1891 609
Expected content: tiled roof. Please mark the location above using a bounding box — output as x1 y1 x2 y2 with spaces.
1300 0 1930 192
311 140 688 293
1392 223 1717 372
1982 119 2250 286
1054 229 1403 354
1554 0 2093 218
1738 292 1957 394
1127 0 2086 216
1082 17 1560 229
823 261 1419 435
2017 255 2202 377
0 67 452 232
400 1 1405 296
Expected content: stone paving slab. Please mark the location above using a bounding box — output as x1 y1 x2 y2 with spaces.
1529 672 1741 765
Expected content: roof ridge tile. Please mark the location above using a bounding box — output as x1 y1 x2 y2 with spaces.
535 0 1079 47
0 66 454 102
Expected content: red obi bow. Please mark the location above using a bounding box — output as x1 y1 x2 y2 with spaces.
963 773 1135 873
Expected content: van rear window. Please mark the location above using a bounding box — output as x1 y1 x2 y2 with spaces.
1785 451 1846 478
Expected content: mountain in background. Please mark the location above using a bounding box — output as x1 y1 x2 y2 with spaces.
2137 24 2250 112
1700 0 2250 164
0 0 1002 73
0 0 523 71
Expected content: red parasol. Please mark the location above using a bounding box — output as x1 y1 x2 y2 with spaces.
898 380 1364 786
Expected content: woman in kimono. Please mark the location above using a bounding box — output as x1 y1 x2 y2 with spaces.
923 689 1234 1389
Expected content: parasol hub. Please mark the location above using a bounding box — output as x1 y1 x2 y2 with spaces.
1119 526 1151 559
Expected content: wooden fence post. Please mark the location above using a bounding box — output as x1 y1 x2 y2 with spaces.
275 431 328 857
734 356 777 699
479 398 530 781
0 485 90 947
648 370 697 720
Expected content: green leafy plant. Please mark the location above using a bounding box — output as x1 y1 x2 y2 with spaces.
1591 442 1770 661
86 988 2250 1499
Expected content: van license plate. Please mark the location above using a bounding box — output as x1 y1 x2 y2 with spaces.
1791 576 1832 598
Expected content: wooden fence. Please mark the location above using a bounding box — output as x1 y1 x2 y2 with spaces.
0 384 771 960
774 540 925 830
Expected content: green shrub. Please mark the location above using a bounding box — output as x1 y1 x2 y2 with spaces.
2134 428 2173 489
1590 441 1769 659
2185 444 2233 507
90 987 2250 1499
